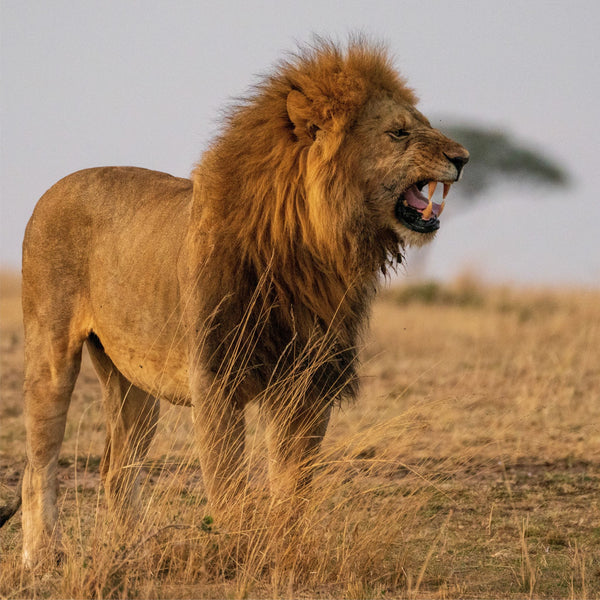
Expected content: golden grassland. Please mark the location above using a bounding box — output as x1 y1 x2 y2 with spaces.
1 271 600 598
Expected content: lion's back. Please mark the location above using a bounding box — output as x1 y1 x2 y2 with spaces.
24 166 193 300
24 166 193 269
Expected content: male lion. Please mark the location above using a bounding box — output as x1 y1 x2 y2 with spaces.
14 39 468 566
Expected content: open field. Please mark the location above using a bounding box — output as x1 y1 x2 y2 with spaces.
1 271 600 598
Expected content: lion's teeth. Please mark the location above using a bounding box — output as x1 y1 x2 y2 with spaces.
438 201 446 216
443 183 451 199
428 181 438 201
422 200 433 220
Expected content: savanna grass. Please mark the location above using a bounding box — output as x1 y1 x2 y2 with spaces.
2 274 600 598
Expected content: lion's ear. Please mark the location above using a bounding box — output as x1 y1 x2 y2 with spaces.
287 90 322 141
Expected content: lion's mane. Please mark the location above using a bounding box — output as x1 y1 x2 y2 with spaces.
189 40 415 404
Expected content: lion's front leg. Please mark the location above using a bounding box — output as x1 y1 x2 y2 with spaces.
190 370 247 513
264 400 332 506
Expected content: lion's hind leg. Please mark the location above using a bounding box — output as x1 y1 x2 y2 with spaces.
21 310 85 568
86 337 159 519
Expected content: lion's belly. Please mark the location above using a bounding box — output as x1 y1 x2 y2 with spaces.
88 229 194 404
98 325 191 405
89 262 193 404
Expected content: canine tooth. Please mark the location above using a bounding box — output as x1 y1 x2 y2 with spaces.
438 201 446 216
428 181 438 201
443 183 451 199
422 200 433 220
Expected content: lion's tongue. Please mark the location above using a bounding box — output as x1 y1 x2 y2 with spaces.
404 184 443 218
404 185 429 211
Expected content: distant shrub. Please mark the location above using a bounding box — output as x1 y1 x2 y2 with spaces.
389 278 485 308
387 278 570 325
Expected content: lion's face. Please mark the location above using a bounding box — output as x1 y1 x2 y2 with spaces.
353 95 469 247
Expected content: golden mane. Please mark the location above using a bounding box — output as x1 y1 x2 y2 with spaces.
192 40 416 324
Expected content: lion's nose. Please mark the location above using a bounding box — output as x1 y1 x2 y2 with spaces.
444 149 469 178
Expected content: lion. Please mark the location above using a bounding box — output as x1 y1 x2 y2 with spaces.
10 38 468 566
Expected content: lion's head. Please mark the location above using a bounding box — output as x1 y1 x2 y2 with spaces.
281 40 469 252
196 38 468 302
349 94 469 247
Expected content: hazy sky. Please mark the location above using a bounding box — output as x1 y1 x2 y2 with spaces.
2 1 599 286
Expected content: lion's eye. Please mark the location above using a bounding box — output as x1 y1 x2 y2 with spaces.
387 129 410 141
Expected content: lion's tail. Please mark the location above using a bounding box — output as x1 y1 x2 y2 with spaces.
0 466 23 528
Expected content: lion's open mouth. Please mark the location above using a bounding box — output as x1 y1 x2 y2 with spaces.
395 181 451 234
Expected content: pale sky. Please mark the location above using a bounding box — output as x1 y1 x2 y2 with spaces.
2 1 599 287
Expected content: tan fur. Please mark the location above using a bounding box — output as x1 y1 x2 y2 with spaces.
19 39 468 566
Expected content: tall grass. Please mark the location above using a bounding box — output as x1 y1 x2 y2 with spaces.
1 402 440 598
2 274 600 598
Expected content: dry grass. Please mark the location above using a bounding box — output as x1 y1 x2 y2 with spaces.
1 271 600 598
